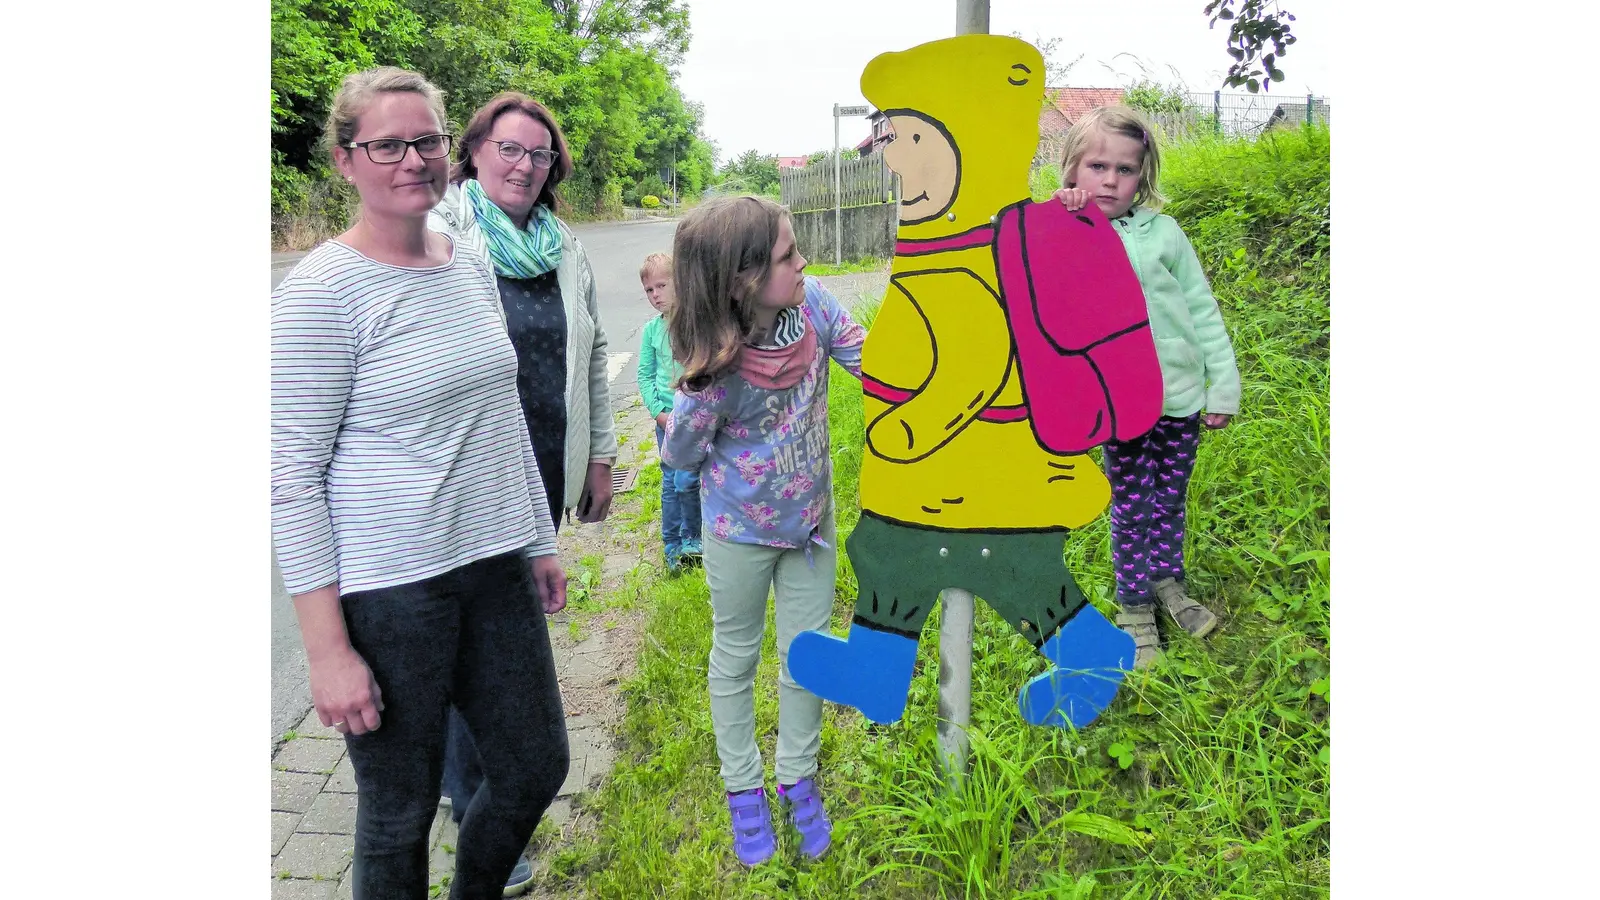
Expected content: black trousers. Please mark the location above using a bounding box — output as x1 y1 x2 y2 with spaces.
341 551 569 900
443 453 565 828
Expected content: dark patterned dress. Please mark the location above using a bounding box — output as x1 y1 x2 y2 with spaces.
498 270 567 529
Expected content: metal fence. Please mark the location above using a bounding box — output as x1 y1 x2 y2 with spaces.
780 154 897 214
1168 91 1330 140
1036 91 1331 169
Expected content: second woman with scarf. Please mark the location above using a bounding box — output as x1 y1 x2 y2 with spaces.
427 92 618 896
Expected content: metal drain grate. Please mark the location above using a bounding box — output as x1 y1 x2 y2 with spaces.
611 466 638 494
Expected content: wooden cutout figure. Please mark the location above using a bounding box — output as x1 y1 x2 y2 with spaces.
787 35 1163 730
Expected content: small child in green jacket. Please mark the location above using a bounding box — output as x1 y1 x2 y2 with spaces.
1054 105 1242 668
637 252 702 571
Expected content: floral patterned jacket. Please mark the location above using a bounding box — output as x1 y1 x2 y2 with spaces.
660 278 865 549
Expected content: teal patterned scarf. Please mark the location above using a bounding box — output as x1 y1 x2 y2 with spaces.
463 178 564 278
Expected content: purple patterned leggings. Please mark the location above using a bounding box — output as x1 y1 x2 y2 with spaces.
1103 414 1202 607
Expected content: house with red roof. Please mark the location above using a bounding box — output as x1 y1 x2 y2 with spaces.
856 111 891 157
1039 86 1127 139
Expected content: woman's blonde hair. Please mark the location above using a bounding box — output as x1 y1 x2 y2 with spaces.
323 67 449 161
667 196 789 391
1058 104 1165 211
639 252 672 281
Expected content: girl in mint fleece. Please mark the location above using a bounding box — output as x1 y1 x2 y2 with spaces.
659 197 864 867
1055 105 1241 668
637 252 702 571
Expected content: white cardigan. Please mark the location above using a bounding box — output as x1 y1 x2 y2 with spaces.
428 183 618 511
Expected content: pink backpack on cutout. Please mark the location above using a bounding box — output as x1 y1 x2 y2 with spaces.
991 199 1164 453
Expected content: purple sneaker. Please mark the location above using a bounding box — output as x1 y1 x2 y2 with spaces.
726 788 776 866
777 777 832 859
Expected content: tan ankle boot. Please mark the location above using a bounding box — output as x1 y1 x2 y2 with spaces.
1151 578 1219 638
1114 602 1161 669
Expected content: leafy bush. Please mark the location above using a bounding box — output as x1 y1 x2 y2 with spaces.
1124 79 1189 115
1164 126 1331 281
1030 161 1062 202
641 194 661 209
271 153 357 250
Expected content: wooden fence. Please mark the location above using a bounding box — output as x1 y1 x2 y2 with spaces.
780 155 897 213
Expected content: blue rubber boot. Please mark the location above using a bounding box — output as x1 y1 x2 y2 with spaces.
788 623 919 724
1018 605 1134 729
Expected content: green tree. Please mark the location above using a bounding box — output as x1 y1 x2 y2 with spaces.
271 0 426 218
271 0 425 166
270 0 720 233
804 148 859 168
542 0 690 63
714 150 781 198
401 0 580 129
675 133 717 199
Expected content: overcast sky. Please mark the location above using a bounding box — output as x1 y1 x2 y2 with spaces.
675 0 1333 162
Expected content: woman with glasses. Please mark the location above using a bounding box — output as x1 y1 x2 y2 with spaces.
271 68 572 899
426 92 618 895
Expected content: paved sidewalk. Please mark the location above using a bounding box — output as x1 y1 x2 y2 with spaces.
270 704 618 898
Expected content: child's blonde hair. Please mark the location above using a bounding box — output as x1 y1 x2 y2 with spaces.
639 252 672 281
667 196 790 392
1058 105 1166 211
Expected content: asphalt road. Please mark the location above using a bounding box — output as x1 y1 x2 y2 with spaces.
269 216 678 745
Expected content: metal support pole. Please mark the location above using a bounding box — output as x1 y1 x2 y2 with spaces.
833 104 842 266
936 587 975 789
1214 89 1222 136
937 0 988 791
955 0 988 35
1306 93 1315 126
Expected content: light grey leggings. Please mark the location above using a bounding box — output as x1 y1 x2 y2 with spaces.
703 510 837 792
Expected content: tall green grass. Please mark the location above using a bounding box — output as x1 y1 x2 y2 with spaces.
544 125 1330 899
806 257 890 277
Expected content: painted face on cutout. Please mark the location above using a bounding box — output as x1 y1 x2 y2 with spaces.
754 215 807 312
881 112 959 224
1067 130 1145 219
333 91 449 221
469 110 554 224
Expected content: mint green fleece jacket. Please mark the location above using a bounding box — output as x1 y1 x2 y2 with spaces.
637 314 682 417
1113 206 1241 417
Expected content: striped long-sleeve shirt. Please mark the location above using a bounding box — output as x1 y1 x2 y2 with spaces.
271 239 557 597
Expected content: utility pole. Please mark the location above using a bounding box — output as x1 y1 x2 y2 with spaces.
937 0 988 792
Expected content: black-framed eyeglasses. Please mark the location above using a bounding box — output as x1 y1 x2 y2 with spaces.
342 133 453 164
485 140 559 168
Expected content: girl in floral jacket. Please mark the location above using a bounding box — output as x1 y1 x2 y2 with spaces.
659 196 864 867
